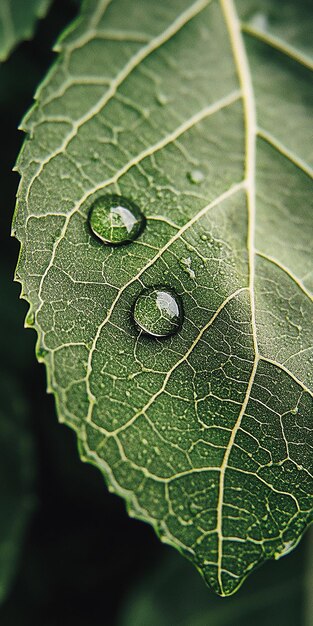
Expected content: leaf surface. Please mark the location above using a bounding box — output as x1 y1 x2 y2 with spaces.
13 0 313 595
0 0 51 61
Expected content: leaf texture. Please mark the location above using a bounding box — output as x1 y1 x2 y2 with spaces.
0 0 51 61
13 0 313 595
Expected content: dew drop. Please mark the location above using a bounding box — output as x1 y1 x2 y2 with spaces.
156 92 168 106
249 11 269 31
187 169 205 184
180 257 195 280
89 194 145 245
133 286 183 338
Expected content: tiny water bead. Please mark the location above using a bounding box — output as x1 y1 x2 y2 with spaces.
89 194 145 245
133 287 183 338
187 169 204 184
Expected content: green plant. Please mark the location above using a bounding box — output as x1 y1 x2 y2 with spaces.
1 0 312 622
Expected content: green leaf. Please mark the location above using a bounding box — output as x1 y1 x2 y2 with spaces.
119 530 313 626
0 373 35 604
13 0 313 595
0 0 51 61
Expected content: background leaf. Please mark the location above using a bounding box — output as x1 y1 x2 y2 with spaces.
0 272 36 604
0 373 35 604
13 0 313 595
0 0 52 62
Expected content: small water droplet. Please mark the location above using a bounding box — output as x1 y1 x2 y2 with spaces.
181 257 195 280
187 169 205 184
133 286 183 338
89 194 145 245
201 234 207 241
156 92 168 105
250 11 268 31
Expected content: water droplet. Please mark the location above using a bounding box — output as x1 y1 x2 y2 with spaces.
156 92 168 105
181 257 195 280
89 194 145 245
187 169 204 184
249 11 268 31
133 286 183 338
201 234 207 241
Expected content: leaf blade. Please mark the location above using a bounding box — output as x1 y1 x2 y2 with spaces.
13 0 313 595
0 0 51 61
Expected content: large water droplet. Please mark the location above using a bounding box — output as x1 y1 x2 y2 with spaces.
133 286 183 338
89 194 145 245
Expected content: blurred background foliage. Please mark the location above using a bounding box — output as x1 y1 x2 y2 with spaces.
0 1 311 624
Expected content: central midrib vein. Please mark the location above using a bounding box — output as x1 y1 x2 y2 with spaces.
217 0 259 595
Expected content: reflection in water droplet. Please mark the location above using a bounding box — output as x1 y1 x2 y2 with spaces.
133 286 183 338
89 194 145 245
187 169 205 184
